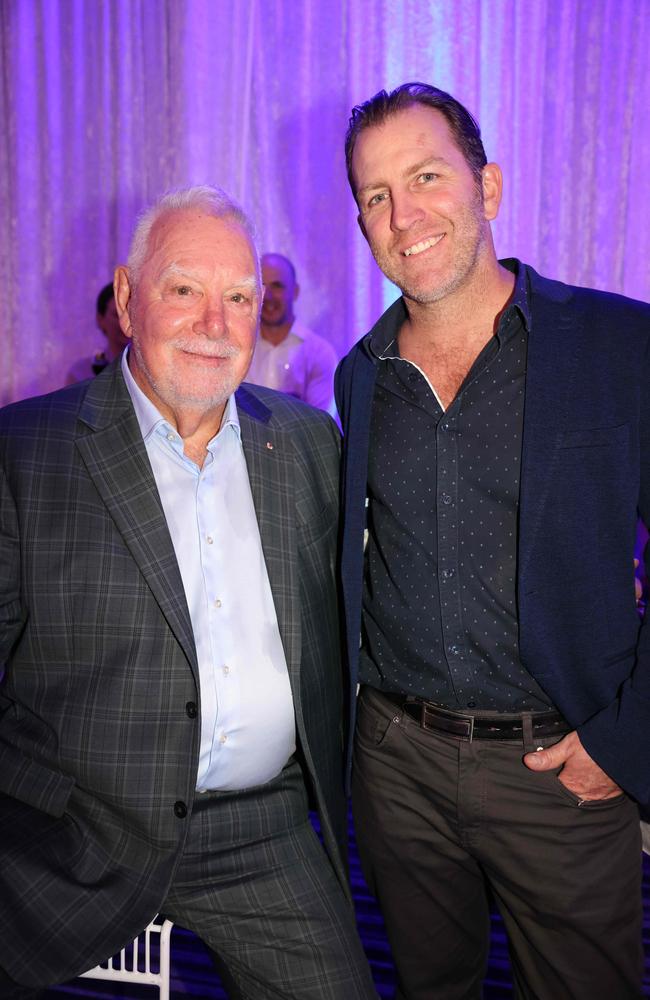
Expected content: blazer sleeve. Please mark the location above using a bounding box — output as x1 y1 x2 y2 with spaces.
578 333 650 805
0 457 24 669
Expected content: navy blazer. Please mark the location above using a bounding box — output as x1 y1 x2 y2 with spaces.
335 263 650 806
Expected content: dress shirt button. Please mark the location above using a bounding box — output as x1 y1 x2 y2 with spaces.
219 733 227 744
173 800 187 818
206 536 214 545
449 645 460 656
441 568 455 580
166 432 176 442
441 493 453 505
185 701 198 718
467 701 476 709
223 664 230 675
214 598 222 608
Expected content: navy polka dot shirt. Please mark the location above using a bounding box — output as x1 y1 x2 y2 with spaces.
360 261 555 712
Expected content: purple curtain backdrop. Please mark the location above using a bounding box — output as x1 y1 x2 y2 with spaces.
1 0 648 404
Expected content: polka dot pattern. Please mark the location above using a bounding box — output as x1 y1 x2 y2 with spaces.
360 268 554 712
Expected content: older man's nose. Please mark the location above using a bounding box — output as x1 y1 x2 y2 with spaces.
194 301 225 337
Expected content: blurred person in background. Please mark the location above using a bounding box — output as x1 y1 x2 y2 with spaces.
247 253 338 416
65 282 129 383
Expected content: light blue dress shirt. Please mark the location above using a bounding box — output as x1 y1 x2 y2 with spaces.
122 352 295 790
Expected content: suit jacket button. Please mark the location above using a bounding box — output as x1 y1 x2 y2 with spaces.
174 800 188 818
185 701 198 718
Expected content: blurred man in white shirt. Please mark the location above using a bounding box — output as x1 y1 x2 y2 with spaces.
247 253 338 415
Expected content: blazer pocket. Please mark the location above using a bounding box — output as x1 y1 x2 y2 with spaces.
0 738 75 817
560 424 629 450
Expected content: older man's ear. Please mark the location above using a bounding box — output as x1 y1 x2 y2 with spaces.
113 266 134 339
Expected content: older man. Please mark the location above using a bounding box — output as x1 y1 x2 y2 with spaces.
0 186 376 999
336 83 649 999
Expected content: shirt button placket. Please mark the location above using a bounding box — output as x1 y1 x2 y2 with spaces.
437 415 462 676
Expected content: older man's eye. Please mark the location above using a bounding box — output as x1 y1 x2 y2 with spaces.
229 292 248 304
176 285 193 296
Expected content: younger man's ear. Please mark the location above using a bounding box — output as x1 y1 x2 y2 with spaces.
481 163 503 222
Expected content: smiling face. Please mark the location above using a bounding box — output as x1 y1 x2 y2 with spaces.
115 209 261 424
261 254 298 327
351 104 502 307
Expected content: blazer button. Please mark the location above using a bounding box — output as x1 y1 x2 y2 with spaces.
174 800 188 818
185 701 198 718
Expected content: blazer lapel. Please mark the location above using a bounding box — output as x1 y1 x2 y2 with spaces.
339 343 376 666
519 269 580 584
236 385 300 681
74 367 198 674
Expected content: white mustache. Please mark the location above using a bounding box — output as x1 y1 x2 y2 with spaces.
173 339 240 359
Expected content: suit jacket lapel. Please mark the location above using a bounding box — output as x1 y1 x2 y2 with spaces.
519 269 580 583
74 366 198 674
236 385 300 682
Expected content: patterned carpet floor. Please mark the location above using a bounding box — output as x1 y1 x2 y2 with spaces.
45 811 650 999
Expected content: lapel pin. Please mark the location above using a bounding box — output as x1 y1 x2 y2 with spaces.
266 441 274 450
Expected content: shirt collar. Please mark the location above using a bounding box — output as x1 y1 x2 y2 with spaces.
121 347 241 445
288 319 307 341
499 258 532 333
366 258 532 362
367 297 408 360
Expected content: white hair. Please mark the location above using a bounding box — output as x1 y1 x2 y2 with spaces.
127 185 260 288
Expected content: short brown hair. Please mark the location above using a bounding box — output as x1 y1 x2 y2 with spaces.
345 82 487 197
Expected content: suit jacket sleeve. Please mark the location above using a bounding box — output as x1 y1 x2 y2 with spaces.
577 331 650 801
0 459 23 670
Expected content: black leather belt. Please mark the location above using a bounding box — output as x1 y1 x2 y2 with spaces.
383 692 569 741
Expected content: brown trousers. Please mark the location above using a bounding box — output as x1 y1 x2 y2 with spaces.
352 686 643 1000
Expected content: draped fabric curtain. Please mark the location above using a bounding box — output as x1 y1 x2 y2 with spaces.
1 0 648 404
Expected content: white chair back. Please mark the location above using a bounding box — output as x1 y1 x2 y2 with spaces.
80 915 174 999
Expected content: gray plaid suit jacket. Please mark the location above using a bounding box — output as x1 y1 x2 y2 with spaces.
0 362 346 988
